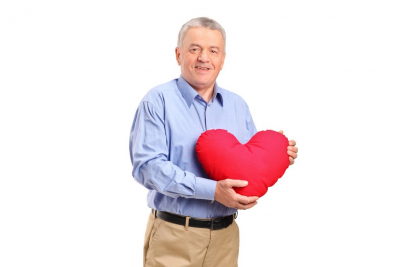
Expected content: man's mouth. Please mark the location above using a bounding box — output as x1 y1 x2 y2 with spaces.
195 66 210 70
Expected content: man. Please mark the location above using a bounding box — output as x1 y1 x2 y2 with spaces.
130 17 298 267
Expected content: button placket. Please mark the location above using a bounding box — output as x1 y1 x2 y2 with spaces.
205 104 208 130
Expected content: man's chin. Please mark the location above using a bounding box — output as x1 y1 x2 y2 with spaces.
182 74 216 90
192 80 214 90
193 76 216 85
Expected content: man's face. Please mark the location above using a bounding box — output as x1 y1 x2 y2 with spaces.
175 27 226 92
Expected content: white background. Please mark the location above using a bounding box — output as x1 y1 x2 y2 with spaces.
1 0 399 266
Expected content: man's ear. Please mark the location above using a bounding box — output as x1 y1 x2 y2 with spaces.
175 47 181 65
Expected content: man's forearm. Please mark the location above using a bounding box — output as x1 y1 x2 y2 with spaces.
133 156 217 200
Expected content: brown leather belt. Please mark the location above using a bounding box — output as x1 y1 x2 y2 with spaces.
152 209 236 230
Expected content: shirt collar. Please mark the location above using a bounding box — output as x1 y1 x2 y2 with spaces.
177 76 224 108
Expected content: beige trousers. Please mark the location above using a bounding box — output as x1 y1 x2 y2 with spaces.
143 212 239 267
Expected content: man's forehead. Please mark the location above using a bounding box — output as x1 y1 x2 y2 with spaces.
182 27 224 45
189 43 221 49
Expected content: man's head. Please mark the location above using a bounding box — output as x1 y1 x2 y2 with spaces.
175 17 226 92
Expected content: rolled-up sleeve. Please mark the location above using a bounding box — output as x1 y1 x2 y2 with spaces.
129 101 216 200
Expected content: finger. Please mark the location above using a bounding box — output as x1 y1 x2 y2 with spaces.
287 150 297 159
237 195 259 204
289 156 294 165
227 179 248 188
279 130 283 134
236 201 258 210
287 146 298 153
289 140 296 146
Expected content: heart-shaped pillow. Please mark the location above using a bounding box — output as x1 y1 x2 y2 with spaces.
196 129 289 197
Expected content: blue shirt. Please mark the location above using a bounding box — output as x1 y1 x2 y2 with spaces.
129 76 257 218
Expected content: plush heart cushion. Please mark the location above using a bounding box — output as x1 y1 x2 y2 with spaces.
196 129 289 197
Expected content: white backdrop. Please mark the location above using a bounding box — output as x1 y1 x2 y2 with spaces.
1 0 399 266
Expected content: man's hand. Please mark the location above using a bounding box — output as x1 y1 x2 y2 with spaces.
214 179 259 210
279 130 298 165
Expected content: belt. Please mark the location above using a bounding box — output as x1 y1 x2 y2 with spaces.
152 209 236 231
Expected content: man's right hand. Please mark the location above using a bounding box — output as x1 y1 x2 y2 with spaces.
214 179 259 210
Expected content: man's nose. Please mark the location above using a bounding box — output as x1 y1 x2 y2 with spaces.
197 50 209 63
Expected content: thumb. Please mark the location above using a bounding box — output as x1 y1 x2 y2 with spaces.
279 130 284 134
229 179 248 188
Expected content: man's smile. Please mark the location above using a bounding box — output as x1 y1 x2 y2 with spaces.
195 66 211 70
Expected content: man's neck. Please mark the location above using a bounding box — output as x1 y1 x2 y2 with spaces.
195 86 214 103
180 76 216 103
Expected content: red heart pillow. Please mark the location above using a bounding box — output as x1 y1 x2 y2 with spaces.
196 129 289 197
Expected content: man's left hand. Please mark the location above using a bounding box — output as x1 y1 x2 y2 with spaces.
279 130 298 165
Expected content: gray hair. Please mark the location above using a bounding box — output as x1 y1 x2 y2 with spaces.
177 17 226 53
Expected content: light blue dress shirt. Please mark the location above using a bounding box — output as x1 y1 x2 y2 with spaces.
129 76 257 218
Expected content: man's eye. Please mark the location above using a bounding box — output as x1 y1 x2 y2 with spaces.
192 48 198 52
211 50 218 54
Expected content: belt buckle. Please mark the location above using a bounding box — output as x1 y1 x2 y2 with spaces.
211 217 224 231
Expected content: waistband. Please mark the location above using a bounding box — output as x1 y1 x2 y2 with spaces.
152 209 237 231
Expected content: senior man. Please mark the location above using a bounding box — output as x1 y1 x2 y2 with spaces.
130 17 298 267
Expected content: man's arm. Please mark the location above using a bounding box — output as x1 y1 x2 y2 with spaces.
130 101 216 200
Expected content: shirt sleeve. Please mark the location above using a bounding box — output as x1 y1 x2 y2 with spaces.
129 100 216 200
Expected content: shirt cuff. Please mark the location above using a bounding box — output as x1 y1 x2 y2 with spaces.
194 177 217 201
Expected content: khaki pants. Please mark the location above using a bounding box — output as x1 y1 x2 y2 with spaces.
143 212 240 267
